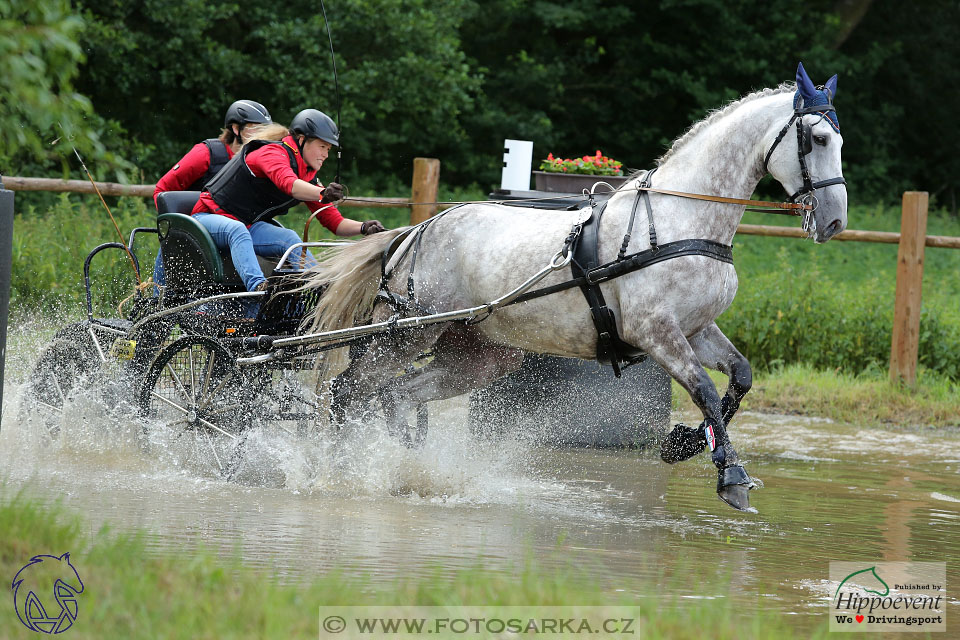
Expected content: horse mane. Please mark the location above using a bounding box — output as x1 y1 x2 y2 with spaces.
656 82 796 165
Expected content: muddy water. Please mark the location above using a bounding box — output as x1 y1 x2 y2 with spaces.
2 320 959 633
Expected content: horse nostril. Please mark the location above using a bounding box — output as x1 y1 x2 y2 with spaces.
826 219 843 237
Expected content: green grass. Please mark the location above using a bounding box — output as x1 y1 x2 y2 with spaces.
0 488 828 639
673 363 960 428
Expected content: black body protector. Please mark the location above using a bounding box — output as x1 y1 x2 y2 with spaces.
185 138 231 192
203 139 318 225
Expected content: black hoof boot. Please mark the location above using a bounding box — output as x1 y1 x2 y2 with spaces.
660 423 706 464
716 464 758 513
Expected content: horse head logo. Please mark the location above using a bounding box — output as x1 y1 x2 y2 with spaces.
11 553 84 634
834 565 890 599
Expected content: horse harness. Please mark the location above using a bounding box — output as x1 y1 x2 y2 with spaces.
510 170 734 377
372 177 733 377
372 90 843 377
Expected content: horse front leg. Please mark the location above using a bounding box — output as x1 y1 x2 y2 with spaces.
660 322 753 463
691 322 753 426
626 318 757 512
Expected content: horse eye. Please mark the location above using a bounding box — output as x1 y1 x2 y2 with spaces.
813 134 828 146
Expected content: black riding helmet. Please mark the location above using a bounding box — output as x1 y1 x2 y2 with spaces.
224 100 272 127
289 109 339 147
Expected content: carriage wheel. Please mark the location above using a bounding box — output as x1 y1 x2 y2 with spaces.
22 323 102 435
137 336 249 473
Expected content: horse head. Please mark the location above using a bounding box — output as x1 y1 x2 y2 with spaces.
766 62 848 243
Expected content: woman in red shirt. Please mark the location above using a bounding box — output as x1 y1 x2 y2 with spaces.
153 100 273 286
191 108 384 292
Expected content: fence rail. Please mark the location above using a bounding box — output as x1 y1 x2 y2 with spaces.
4 169 957 387
736 223 960 249
1 175 413 208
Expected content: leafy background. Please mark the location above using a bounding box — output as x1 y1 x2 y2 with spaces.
3 0 960 207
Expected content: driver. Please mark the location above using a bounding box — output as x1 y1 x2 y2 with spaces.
190 108 385 292
152 99 274 287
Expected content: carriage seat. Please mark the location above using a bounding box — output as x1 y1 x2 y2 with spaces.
155 191 280 294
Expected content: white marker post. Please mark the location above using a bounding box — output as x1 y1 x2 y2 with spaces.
500 139 533 191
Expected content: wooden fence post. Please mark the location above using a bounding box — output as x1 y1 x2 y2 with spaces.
889 191 929 386
409 158 440 225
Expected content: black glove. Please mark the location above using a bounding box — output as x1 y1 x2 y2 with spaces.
361 220 386 235
320 182 345 204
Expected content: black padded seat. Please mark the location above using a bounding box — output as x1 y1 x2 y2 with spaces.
155 191 278 294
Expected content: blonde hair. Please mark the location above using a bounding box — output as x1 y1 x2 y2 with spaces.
241 122 290 145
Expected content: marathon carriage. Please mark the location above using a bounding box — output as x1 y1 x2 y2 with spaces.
24 190 430 473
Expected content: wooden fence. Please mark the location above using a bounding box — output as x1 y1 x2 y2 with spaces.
5 163 957 386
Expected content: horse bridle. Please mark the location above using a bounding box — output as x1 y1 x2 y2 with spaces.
761 90 847 216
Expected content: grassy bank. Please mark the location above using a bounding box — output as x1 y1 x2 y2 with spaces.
673 363 960 428
0 490 826 639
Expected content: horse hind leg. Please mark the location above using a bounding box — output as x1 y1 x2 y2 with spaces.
377 325 523 442
624 318 757 513
329 323 449 428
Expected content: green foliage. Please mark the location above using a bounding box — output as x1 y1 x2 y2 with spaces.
7 0 960 205
73 0 480 185
673 364 960 427
718 218 960 381
11 194 156 315
0 0 102 174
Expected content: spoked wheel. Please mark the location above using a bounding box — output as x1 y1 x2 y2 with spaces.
137 336 249 473
22 323 102 435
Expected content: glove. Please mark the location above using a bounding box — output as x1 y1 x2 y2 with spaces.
320 182 345 204
361 220 386 235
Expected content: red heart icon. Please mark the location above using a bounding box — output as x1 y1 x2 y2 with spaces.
856 615 864 623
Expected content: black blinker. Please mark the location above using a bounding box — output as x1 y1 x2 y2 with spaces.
800 123 813 155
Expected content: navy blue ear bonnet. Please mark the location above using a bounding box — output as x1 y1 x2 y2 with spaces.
794 62 840 132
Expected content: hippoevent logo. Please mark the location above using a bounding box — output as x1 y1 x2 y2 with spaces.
829 562 945 633
11 553 84 634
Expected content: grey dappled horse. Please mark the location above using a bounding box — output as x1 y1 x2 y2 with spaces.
300 64 847 513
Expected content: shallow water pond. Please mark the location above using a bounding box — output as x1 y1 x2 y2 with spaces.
2 322 959 635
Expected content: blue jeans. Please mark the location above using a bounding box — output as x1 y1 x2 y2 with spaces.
191 214 314 291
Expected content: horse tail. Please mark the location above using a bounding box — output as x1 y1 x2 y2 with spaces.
298 227 408 378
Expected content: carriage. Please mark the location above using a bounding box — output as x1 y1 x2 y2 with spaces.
24 190 392 473
23 189 572 473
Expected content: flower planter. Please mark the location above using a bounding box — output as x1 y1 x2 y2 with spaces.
532 171 629 193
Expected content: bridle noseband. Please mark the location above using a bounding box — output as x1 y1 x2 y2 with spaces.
762 90 847 217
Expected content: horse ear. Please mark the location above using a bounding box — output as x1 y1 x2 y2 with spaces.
824 74 838 100
796 62 817 102
59 552 71 562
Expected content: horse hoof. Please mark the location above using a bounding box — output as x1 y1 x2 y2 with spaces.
660 423 706 464
716 465 758 513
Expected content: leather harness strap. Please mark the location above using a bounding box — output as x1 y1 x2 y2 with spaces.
633 186 807 216
569 201 629 376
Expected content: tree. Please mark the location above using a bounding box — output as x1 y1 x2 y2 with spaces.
0 0 106 175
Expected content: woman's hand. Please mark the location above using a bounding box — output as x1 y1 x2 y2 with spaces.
320 182 345 203
360 220 386 235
